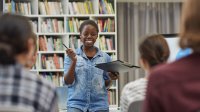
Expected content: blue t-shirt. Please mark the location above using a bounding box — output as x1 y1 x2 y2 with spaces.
64 46 111 111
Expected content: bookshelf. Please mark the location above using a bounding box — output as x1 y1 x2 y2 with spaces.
3 0 118 109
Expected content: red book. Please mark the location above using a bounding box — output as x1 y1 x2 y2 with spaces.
53 54 60 69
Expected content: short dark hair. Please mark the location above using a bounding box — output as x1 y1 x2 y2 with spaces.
0 13 33 65
139 34 170 67
79 20 99 33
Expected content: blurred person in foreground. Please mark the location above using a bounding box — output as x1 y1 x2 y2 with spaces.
143 0 200 112
0 13 58 112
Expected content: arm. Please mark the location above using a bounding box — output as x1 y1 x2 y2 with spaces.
103 54 119 88
64 60 76 84
64 48 77 85
105 79 112 88
105 72 119 88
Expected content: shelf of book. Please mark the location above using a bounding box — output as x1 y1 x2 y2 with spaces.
30 69 38 72
109 87 118 89
39 15 66 17
67 32 79 35
28 14 38 17
38 51 65 54
37 33 67 35
38 69 65 72
3 0 118 108
66 14 115 17
99 32 116 35
66 32 116 35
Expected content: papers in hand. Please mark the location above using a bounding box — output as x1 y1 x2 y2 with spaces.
95 60 140 72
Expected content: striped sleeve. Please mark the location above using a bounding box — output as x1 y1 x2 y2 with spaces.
120 78 147 112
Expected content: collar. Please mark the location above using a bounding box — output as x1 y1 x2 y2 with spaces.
76 45 103 59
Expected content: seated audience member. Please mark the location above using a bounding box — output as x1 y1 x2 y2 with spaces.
120 34 170 112
0 13 58 112
143 0 200 112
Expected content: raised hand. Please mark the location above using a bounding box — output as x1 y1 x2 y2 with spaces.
108 72 119 80
66 48 77 62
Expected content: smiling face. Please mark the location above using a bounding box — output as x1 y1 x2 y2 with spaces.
80 24 98 48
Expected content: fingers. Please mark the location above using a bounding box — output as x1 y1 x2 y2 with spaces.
66 48 74 54
108 72 119 80
66 48 76 57
66 48 77 61
113 74 119 80
112 72 119 76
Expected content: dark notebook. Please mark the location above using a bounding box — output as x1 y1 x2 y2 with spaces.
95 60 140 72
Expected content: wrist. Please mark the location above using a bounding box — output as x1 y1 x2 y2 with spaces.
105 79 112 89
71 60 77 65
72 56 77 62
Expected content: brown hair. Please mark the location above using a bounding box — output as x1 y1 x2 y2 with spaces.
180 0 200 52
139 34 170 67
0 13 33 65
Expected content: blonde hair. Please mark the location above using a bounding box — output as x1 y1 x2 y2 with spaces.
180 0 200 52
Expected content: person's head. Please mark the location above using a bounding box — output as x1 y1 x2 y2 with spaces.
0 13 34 66
79 20 99 48
180 0 200 52
24 33 37 69
139 34 170 72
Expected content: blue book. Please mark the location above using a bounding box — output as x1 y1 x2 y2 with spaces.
11 0 15 13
